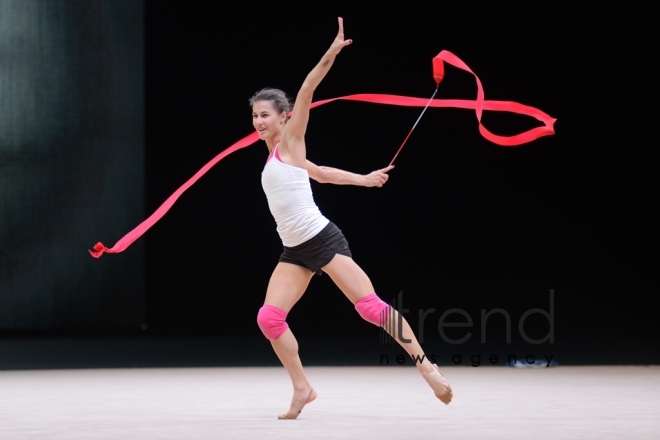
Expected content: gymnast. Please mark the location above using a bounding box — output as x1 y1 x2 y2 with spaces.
252 17 452 419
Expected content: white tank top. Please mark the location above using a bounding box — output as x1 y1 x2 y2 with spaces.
261 143 329 247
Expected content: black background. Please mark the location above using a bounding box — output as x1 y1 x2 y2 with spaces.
2 1 657 368
145 2 657 359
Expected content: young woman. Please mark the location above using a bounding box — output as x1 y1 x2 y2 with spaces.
252 17 452 420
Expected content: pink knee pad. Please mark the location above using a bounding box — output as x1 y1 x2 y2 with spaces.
257 305 289 340
355 293 391 326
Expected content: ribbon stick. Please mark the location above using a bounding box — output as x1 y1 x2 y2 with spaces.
389 87 438 167
89 49 556 258
388 54 446 166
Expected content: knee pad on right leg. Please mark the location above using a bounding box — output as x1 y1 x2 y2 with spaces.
257 305 289 340
355 293 392 327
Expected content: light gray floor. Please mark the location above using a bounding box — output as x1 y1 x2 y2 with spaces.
1 365 659 439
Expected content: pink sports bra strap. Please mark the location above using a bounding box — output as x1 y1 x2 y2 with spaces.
266 141 282 163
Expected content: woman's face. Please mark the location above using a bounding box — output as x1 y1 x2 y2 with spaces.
252 101 285 141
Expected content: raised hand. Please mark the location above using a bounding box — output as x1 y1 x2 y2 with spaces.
328 17 353 55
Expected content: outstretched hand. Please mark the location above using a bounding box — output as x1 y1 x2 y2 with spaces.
365 165 395 188
329 17 353 55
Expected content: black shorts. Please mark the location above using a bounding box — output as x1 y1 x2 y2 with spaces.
279 221 352 275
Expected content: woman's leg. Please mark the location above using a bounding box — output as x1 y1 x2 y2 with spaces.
321 254 453 404
258 262 317 419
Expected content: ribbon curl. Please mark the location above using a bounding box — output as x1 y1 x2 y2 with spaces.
89 49 556 258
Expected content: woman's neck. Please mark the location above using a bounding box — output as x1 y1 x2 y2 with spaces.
266 138 281 153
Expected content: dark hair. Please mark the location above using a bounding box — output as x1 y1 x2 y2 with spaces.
249 88 293 118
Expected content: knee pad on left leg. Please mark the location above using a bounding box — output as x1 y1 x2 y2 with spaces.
257 305 289 340
355 293 391 326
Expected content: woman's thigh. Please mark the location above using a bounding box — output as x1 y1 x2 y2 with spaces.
320 254 376 304
264 262 315 313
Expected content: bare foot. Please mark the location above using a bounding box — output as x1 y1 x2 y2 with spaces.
277 387 317 420
421 364 453 404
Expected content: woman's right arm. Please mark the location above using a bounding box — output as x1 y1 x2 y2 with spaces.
281 17 352 167
307 160 395 188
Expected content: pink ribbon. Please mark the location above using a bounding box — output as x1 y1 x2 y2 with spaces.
89 50 556 258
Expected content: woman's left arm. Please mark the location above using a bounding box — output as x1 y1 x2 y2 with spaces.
307 160 394 187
